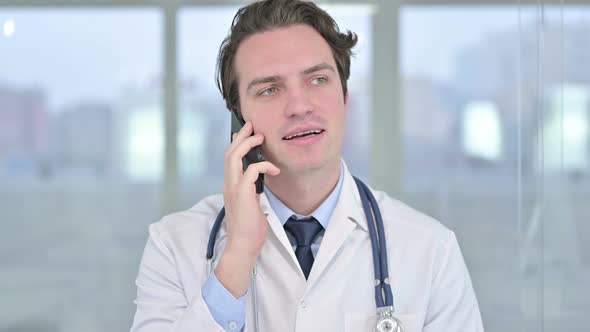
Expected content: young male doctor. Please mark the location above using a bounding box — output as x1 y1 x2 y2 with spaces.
130 0 484 331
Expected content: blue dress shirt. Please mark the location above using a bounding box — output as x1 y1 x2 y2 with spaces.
201 163 344 331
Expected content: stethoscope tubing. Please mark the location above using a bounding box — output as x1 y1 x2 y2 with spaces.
206 176 396 329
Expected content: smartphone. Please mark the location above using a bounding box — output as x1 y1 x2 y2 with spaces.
231 109 265 194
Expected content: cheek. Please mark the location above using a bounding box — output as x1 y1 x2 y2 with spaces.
240 98 274 125
315 84 345 108
251 111 278 136
320 94 346 120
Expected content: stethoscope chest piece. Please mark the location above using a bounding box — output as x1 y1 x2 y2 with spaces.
375 306 404 332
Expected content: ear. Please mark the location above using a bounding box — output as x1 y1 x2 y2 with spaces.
344 92 349 105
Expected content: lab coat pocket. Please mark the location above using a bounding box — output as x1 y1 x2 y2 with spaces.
345 311 426 332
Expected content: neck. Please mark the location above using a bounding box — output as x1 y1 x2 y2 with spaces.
265 159 341 216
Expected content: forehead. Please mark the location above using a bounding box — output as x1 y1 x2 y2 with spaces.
234 24 336 84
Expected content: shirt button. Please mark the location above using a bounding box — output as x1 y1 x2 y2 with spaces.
300 301 307 309
228 321 238 330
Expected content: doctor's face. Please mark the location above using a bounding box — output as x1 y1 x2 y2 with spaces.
234 24 348 175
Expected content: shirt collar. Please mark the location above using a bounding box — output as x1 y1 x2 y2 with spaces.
264 162 344 229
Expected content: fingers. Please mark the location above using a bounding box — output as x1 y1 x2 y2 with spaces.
225 121 255 185
225 140 265 186
242 161 281 186
224 121 280 192
231 134 263 163
228 121 254 154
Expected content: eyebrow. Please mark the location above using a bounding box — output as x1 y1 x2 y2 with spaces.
246 75 282 93
302 62 335 75
246 62 336 93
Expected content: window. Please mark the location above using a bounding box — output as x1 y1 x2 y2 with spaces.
401 6 590 330
0 9 162 331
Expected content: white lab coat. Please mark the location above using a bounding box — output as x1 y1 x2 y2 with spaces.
130 164 484 332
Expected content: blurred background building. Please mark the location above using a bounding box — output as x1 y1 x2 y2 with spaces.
0 1 588 331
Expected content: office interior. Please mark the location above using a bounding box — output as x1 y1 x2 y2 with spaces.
1 0 589 331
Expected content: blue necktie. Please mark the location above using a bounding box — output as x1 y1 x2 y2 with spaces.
284 216 323 280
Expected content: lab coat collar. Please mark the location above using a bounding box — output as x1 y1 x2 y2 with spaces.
259 159 369 283
263 162 345 229
259 159 368 232
338 159 369 232
305 160 368 285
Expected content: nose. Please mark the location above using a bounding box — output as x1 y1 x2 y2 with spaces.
284 84 314 118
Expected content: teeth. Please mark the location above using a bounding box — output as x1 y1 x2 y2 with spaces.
284 130 322 140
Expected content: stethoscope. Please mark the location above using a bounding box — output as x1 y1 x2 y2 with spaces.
206 176 404 332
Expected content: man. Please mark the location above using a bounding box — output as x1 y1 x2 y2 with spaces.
130 0 484 331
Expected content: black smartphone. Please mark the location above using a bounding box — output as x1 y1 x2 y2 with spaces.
230 109 265 194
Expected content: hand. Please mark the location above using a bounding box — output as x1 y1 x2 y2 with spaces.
216 120 280 297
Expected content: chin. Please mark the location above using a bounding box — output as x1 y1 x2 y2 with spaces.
277 154 335 175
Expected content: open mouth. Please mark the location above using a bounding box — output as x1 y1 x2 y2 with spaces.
283 129 325 140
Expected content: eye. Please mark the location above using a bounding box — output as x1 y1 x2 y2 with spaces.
258 87 278 96
311 76 328 85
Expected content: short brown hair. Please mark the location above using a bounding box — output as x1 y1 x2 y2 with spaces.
216 0 357 110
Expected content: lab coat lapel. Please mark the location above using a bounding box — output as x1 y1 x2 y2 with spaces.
306 167 367 287
259 193 302 273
